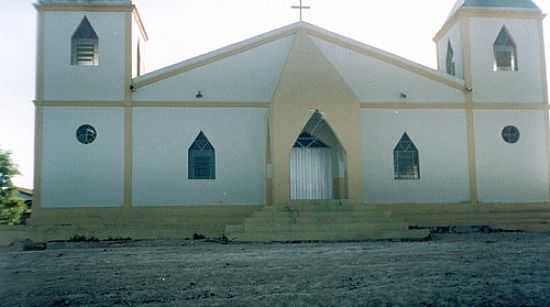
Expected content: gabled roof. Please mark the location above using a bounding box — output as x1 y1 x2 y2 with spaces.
16 187 33 196
133 22 464 91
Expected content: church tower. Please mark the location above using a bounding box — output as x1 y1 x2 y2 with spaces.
434 0 549 203
34 0 141 101
434 0 546 103
33 0 147 210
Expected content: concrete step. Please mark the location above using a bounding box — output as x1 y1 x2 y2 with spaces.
230 229 430 242
286 199 355 206
244 215 400 224
243 222 409 233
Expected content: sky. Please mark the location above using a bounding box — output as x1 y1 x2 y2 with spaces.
0 0 549 188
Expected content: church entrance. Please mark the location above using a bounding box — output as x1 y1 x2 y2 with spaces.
289 111 347 200
290 133 333 200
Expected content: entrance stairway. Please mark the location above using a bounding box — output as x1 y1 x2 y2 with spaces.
225 200 430 242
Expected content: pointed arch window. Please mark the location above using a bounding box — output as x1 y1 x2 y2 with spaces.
446 41 456 76
188 132 215 180
71 17 99 66
293 132 329 148
393 133 420 180
493 27 518 71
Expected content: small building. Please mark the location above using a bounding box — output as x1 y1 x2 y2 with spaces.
15 187 33 208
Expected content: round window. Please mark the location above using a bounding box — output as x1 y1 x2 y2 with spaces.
76 125 97 145
501 126 520 144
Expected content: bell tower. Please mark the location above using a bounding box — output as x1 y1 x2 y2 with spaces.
434 0 550 203
35 0 135 102
434 0 547 103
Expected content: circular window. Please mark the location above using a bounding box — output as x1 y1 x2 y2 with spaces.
502 126 520 144
76 125 97 145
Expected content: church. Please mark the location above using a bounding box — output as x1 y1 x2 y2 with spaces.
31 0 550 241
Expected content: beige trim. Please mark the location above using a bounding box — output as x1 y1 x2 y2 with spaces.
132 7 149 42
361 102 465 109
265 112 272 206
472 103 549 110
35 100 549 111
123 106 133 208
33 106 44 213
434 8 544 42
360 102 550 111
460 8 545 19
34 3 134 12
124 12 132 102
435 40 441 71
435 14 460 43
537 20 550 200
123 11 134 209
538 21 549 105
36 12 44 103
34 100 271 108
461 17 479 206
270 30 363 205
35 101 126 107
133 24 300 89
133 101 271 108
33 12 45 212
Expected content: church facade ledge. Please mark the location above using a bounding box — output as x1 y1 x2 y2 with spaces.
33 100 550 110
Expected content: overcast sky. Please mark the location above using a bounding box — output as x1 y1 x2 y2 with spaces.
1 0 549 188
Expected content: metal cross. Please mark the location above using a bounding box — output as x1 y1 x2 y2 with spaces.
291 0 311 22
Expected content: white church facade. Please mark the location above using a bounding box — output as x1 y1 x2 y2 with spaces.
31 0 550 240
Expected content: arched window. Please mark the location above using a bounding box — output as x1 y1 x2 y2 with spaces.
293 132 329 148
446 41 456 76
493 27 518 71
188 132 215 180
393 133 420 180
71 17 99 66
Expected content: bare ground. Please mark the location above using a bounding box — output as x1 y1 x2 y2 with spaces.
1 233 550 307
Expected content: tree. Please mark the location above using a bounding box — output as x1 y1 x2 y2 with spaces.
0 148 26 225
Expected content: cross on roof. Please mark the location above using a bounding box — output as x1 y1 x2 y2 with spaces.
291 0 311 22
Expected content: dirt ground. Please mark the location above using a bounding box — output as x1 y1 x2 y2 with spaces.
1 233 550 307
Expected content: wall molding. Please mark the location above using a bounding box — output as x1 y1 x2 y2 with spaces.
34 3 134 12
360 102 550 111
35 100 549 110
35 100 272 108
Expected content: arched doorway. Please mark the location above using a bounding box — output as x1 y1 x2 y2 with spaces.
290 111 348 200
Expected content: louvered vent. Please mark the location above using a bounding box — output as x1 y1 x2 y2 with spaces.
71 17 99 66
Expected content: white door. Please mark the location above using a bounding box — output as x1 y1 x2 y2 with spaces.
290 147 333 200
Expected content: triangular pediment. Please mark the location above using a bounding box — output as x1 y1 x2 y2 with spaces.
132 22 464 101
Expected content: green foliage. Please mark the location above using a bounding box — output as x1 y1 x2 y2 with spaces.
0 148 27 225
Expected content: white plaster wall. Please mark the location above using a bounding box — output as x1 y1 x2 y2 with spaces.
42 11 128 101
475 110 549 203
436 22 464 79
313 37 465 103
361 109 470 203
133 36 295 102
469 17 545 103
41 107 125 208
132 108 267 206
